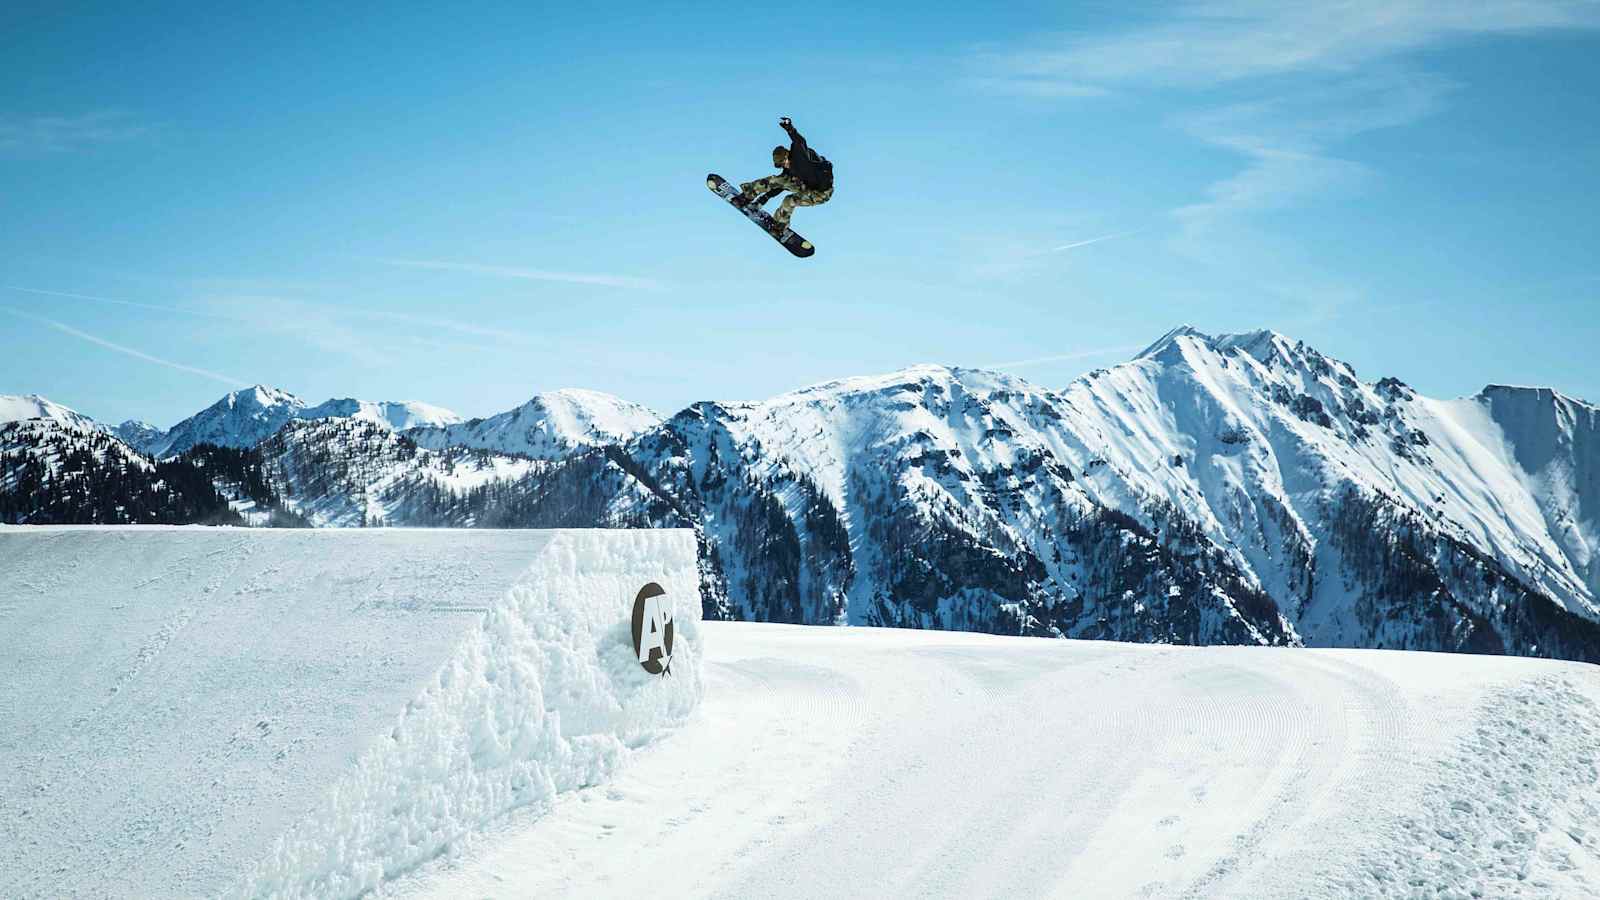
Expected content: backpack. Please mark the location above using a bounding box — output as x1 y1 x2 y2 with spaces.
803 148 834 191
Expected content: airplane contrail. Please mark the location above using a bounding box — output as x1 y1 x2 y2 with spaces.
2 306 249 387
5 282 533 347
2 284 235 320
1045 230 1139 254
373 257 664 291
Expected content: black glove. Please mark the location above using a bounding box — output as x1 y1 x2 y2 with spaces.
779 117 793 129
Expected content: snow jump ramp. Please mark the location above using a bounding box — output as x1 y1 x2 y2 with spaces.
0 526 703 899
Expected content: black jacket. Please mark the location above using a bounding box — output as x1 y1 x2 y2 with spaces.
782 122 832 191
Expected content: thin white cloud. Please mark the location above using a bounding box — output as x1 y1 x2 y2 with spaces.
2 307 249 387
979 1 1600 93
0 111 152 154
1174 68 1455 149
1173 146 1367 231
1167 67 1454 258
375 257 663 291
971 0 1600 254
983 345 1143 369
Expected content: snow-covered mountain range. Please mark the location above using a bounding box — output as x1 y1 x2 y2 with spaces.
103 386 465 457
4 327 1598 661
6 384 467 458
605 332 1599 659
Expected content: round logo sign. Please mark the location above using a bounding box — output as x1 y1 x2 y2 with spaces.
631 582 674 676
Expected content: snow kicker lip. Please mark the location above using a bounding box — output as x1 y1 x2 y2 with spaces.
0 526 704 900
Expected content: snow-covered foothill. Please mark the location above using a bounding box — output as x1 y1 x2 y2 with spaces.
302 397 464 432
405 388 660 459
111 418 165 451
0 526 702 900
0 392 99 430
259 418 549 527
1 417 152 489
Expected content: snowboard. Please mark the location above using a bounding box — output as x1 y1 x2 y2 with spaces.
706 173 815 258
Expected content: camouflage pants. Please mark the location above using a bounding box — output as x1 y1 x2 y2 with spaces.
739 173 833 226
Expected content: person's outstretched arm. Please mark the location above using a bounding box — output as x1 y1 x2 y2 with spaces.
780 116 807 155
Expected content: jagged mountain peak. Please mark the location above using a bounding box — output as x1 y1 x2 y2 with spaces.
1214 330 1355 382
1211 328 1294 355
1136 325 1314 369
146 386 310 456
1062 324 1600 626
227 385 306 411
1123 327 1367 409
1135 324 1210 359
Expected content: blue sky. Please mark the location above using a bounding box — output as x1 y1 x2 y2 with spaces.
3 2 1598 427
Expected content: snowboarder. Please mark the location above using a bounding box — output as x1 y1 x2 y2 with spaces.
736 117 834 229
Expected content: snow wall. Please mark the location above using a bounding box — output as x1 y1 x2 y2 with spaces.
0 526 703 899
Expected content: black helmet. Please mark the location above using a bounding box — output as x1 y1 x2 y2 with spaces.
772 145 789 167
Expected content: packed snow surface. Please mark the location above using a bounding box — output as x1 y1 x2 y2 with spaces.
0 526 702 899
400 622 1600 899
4 525 1600 899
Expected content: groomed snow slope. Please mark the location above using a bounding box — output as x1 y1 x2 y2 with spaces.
0 526 701 899
400 622 1600 899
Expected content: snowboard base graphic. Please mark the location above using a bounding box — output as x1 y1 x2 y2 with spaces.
706 173 815 258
